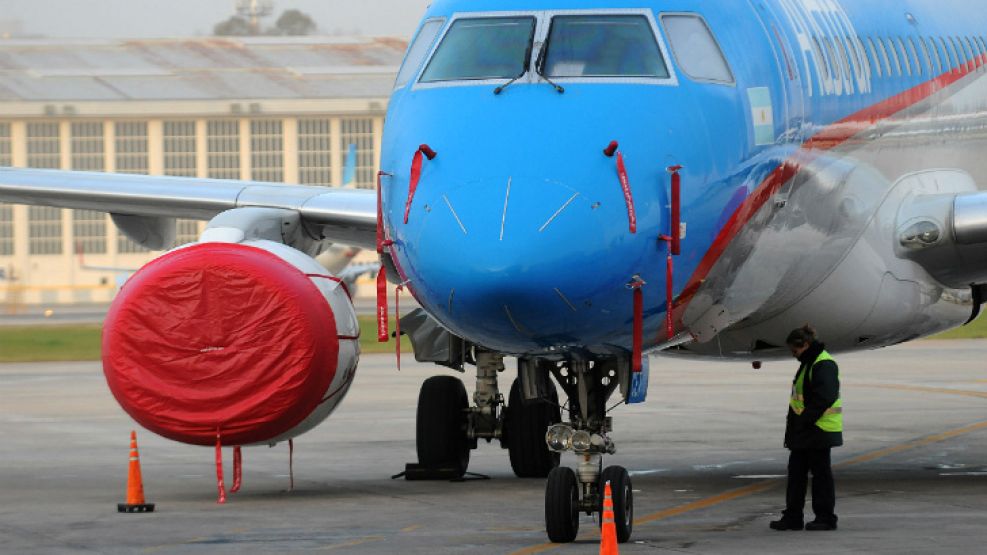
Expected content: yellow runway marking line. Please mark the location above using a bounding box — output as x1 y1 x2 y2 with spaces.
633 480 779 526
400 524 421 533
836 420 987 468
510 419 987 555
512 543 568 555
857 383 987 400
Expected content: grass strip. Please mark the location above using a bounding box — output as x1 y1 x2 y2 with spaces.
1 315 984 363
0 316 412 363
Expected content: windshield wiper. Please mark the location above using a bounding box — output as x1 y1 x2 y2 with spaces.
494 68 526 95
534 43 565 94
494 39 534 96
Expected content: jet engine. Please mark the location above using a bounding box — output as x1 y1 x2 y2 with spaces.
102 237 360 447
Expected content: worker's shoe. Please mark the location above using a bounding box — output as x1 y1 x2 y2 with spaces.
805 520 837 531
769 518 804 531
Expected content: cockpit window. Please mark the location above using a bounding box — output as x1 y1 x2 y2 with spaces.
542 15 669 78
395 18 446 89
420 17 536 83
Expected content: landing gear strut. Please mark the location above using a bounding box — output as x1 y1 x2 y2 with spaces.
542 358 634 543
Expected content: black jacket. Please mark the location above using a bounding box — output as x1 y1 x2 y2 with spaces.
784 341 843 450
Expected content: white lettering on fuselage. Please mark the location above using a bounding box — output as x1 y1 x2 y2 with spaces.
776 0 872 97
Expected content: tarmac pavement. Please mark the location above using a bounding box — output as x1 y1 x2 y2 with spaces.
1 340 985 554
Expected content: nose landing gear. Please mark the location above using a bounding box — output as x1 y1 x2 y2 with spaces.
542 358 634 543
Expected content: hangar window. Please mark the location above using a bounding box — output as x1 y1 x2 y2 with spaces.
115 122 148 175
206 120 241 181
116 121 153 253
26 122 63 256
396 18 445 88
544 15 669 78
0 123 11 256
0 205 11 256
250 120 284 183
340 118 376 189
164 121 197 178
163 120 201 247
0 122 9 167
71 122 104 172
298 119 333 186
421 17 536 82
71 121 108 255
661 14 733 83
26 122 60 170
28 206 62 255
73 210 106 255
0 206 10 255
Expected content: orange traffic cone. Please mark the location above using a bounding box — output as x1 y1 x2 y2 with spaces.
600 481 618 555
118 430 155 513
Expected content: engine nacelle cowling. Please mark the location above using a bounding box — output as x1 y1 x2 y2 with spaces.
102 239 360 446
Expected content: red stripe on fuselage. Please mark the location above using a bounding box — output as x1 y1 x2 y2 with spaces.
670 57 986 341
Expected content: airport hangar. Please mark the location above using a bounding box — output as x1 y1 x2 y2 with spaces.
0 35 405 308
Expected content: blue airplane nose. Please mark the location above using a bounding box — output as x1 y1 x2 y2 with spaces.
395 171 659 353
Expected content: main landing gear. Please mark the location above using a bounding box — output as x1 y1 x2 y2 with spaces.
414 351 561 479
414 352 635 543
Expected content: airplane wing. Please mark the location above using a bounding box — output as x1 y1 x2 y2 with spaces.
0 167 378 249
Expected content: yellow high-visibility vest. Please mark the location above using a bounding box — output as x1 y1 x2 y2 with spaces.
790 351 843 433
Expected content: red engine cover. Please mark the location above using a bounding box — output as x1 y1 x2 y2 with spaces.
102 242 339 446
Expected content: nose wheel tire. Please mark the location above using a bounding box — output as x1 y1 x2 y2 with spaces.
505 378 561 478
416 376 471 477
600 465 633 543
545 466 580 543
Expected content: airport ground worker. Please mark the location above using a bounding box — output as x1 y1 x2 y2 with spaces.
771 325 842 531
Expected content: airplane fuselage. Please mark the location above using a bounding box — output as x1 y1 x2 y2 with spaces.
381 0 987 359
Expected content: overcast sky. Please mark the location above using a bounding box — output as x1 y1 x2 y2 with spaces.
0 0 432 39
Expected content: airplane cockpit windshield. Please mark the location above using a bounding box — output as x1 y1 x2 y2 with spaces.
542 15 669 78
420 17 536 82
412 12 677 88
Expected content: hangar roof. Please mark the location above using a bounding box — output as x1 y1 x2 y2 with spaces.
0 36 407 102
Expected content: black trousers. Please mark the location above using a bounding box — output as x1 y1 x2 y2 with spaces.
783 448 837 523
